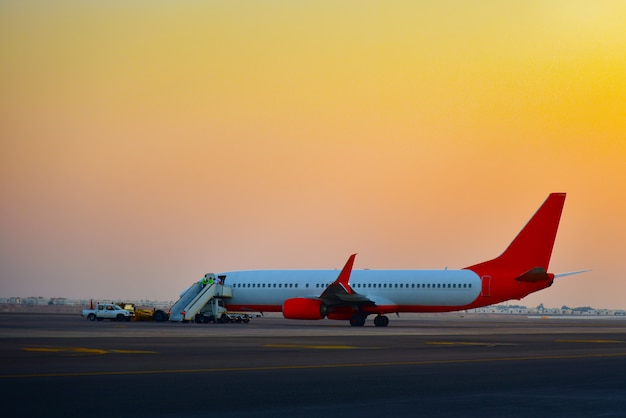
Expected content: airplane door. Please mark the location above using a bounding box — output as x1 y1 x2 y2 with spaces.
481 276 491 297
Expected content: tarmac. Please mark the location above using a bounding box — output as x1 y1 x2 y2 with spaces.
2 312 626 417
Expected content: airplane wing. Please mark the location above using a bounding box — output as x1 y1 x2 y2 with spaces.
282 254 377 322
319 254 376 307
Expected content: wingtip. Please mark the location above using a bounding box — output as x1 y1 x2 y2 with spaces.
334 254 358 294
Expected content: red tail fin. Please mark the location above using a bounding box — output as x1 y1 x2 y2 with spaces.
465 193 566 277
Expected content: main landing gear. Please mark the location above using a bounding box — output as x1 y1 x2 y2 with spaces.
349 314 366 327
349 314 389 327
373 315 389 327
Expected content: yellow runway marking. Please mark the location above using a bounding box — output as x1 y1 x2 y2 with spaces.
23 348 66 353
67 347 109 355
109 349 158 354
5 351 626 379
264 344 358 350
556 339 623 344
22 347 157 355
426 342 500 346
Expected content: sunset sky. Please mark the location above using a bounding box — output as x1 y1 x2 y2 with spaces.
1 1 625 309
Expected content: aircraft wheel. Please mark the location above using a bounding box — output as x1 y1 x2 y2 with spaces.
349 314 366 327
374 315 389 327
153 310 166 322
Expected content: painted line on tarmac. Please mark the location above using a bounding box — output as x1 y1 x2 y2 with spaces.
22 347 157 355
264 344 360 350
556 339 624 344
109 349 158 354
425 342 517 346
4 351 626 379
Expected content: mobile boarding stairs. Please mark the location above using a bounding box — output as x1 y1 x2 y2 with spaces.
168 274 233 323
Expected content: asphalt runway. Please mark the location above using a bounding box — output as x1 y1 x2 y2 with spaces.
2 313 626 417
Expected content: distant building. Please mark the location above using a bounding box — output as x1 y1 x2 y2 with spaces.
23 297 47 305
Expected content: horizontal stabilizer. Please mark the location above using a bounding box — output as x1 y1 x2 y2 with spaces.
516 267 552 283
516 268 589 282
554 270 591 278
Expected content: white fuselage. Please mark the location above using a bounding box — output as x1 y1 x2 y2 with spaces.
222 269 482 312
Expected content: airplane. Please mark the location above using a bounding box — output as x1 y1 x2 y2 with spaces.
220 193 583 327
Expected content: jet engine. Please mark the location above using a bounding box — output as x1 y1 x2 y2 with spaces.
282 298 327 320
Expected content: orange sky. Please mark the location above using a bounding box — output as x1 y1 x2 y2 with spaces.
1 1 625 309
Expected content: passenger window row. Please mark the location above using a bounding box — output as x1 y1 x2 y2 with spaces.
233 283 299 288
351 283 472 289
231 282 471 289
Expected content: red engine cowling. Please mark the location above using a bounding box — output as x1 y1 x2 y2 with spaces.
282 298 327 320
327 312 353 321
